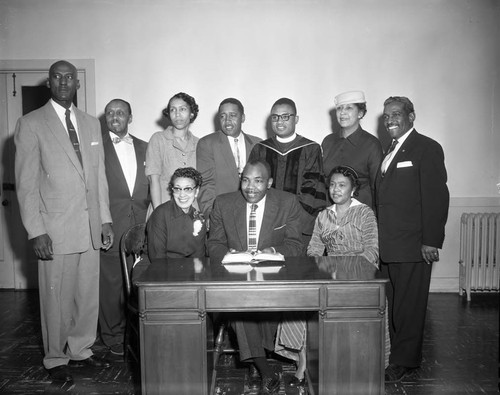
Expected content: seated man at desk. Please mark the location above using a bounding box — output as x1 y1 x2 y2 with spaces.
208 158 304 394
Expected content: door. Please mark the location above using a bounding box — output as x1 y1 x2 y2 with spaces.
0 67 88 288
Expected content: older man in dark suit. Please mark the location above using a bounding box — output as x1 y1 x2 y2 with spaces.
375 96 449 383
99 99 150 355
196 98 261 218
15 60 114 382
208 159 304 395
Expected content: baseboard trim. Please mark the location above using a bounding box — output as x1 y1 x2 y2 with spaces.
430 277 459 293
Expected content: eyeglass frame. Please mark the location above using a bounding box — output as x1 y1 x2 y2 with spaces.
270 113 295 122
171 186 197 194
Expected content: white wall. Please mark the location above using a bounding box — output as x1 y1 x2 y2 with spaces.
1 0 499 291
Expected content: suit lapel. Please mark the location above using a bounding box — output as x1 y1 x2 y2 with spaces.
243 132 255 161
103 133 130 195
384 130 417 178
219 132 238 170
43 103 85 180
233 195 248 250
259 191 278 248
132 137 146 197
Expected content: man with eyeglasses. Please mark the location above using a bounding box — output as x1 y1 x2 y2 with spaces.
249 98 327 238
196 98 261 218
248 98 326 384
99 99 150 356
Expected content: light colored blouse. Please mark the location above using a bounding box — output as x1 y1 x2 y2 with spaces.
307 199 379 267
145 126 198 204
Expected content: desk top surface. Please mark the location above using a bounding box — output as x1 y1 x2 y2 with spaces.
135 256 385 287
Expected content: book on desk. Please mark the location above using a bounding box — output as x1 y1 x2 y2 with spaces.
221 251 284 274
221 251 284 264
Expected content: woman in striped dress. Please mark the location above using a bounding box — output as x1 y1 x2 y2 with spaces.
275 165 380 388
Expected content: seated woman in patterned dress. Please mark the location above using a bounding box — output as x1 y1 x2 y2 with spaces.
275 165 379 387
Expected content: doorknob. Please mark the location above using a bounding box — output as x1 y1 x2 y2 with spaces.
2 200 8 206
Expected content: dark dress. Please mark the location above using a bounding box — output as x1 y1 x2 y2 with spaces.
147 200 207 260
322 126 383 208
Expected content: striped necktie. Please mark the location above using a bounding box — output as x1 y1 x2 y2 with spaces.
381 139 398 175
65 109 82 166
248 204 258 251
234 138 241 173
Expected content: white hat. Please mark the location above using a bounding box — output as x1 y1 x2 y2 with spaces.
334 91 366 107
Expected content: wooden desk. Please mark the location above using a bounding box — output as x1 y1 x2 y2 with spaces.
135 256 386 395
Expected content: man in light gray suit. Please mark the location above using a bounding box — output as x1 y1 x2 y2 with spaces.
15 60 114 382
196 97 261 217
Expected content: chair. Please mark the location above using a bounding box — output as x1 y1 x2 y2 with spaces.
210 318 239 394
120 222 149 361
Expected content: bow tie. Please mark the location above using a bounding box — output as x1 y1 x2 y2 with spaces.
112 135 133 145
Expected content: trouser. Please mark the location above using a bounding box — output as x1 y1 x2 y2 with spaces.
38 247 99 369
232 313 280 361
98 250 126 347
381 260 432 368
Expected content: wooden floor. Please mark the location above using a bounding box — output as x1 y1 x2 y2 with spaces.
0 290 497 394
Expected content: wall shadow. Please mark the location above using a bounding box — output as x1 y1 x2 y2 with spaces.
375 113 391 152
1 134 38 288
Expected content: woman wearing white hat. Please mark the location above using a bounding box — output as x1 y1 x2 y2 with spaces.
321 91 383 209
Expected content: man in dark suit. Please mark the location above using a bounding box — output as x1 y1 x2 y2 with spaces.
99 99 150 355
15 60 114 382
375 96 449 383
196 98 261 217
208 159 304 395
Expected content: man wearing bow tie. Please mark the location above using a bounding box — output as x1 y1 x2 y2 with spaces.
100 99 150 355
375 96 449 383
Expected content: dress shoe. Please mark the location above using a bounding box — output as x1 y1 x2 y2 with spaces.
47 365 73 382
248 364 261 390
70 355 111 368
288 375 306 387
109 343 124 356
261 372 281 394
385 363 413 383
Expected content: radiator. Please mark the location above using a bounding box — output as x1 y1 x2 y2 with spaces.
459 213 500 301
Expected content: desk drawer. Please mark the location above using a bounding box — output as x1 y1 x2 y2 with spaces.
326 285 382 308
206 286 320 310
143 288 199 310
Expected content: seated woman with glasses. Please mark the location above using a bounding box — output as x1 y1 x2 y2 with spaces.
147 167 207 260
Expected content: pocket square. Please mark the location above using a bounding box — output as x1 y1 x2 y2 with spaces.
397 161 413 168
91 141 99 146
273 224 286 230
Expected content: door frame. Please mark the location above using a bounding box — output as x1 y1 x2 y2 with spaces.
0 59 96 115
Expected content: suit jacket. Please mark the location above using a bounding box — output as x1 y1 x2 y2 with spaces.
15 101 112 254
208 188 305 264
102 132 150 252
196 130 261 216
375 129 449 263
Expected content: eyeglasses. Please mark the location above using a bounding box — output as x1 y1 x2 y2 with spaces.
270 113 295 122
172 186 196 194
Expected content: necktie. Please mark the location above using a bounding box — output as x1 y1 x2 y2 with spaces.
234 138 241 173
248 204 258 251
381 139 398 175
112 135 133 144
65 109 82 166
